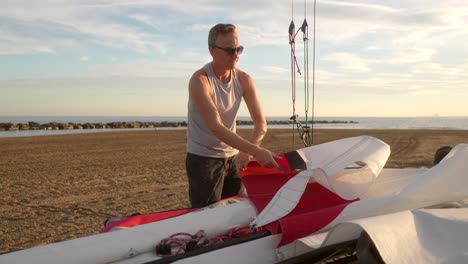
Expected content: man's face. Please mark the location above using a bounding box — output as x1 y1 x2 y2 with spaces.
211 32 241 69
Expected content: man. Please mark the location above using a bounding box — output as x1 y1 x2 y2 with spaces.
186 23 280 208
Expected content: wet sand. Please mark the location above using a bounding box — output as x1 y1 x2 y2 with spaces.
1 128 468 253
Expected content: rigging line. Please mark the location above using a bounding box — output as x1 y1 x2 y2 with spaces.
289 21 296 115
291 0 294 20
304 0 306 17
291 0 313 148
289 1 296 146
290 1 301 146
311 0 317 145
289 0 305 147
302 4 309 126
301 0 311 147
290 1 300 146
289 1 303 110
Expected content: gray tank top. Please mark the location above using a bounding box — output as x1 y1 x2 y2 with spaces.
187 62 244 158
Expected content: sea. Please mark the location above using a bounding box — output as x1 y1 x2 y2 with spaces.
1 116 468 138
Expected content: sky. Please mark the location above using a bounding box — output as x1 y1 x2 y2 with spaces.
1 0 467 118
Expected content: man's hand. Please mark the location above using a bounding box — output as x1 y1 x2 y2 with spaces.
236 152 252 170
253 147 281 169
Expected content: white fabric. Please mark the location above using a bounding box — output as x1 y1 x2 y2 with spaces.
278 145 468 262
0 200 257 264
276 231 328 261
323 209 468 264
319 144 468 231
276 168 427 260
249 169 314 228
250 135 390 228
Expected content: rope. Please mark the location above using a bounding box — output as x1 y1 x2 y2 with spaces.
302 19 309 125
288 0 318 147
303 0 309 126
289 0 303 147
289 19 296 147
311 0 317 146
155 227 251 257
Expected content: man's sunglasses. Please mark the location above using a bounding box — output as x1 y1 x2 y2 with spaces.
214 45 244 55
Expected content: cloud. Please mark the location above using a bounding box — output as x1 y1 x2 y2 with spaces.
411 62 463 77
261 66 289 74
0 34 56 55
0 2 170 55
0 17 85 55
315 2 468 68
98 59 201 78
1 1 468 117
323 52 371 73
385 47 436 64
2 1 467 56
0 75 189 116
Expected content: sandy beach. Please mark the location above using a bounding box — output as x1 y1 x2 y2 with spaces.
1 128 468 253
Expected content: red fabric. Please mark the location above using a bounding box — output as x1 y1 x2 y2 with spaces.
240 153 291 177
241 160 359 246
100 208 196 233
101 154 359 247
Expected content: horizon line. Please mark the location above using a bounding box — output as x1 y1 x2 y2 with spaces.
1 114 468 117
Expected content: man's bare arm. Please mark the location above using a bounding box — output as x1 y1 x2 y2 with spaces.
238 70 267 146
189 69 279 168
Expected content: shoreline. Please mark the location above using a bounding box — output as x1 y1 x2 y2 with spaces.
1 128 468 252
0 119 356 132
2 116 468 132
2 125 467 139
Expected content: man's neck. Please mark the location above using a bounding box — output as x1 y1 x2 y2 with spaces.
212 61 231 83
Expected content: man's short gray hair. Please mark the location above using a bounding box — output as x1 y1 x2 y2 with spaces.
208 24 237 48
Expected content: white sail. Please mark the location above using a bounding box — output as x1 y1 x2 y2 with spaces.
250 135 390 229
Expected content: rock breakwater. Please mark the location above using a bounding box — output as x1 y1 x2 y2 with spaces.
0 119 357 131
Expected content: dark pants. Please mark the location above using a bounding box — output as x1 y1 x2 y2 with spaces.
186 152 245 208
